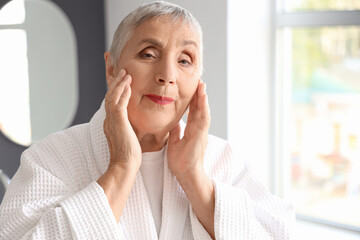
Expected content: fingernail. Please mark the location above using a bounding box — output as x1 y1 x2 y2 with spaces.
125 74 132 82
119 69 125 77
204 83 207 92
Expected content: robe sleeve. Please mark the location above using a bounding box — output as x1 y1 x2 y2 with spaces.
0 150 125 240
211 167 295 240
189 141 295 240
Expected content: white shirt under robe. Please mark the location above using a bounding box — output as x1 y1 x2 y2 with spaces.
0 100 295 239
140 147 165 236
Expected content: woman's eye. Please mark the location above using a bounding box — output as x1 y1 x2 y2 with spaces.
179 59 191 66
139 48 156 59
143 53 154 58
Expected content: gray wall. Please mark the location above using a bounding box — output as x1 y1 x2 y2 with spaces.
104 0 227 139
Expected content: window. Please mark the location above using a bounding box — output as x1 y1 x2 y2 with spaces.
275 0 360 231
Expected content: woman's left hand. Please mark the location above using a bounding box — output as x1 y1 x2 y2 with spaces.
167 80 215 239
167 79 210 182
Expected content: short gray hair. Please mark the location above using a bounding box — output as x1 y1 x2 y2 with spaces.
109 1 203 75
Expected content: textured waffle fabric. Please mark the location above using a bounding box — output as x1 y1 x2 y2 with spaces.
0 100 295 239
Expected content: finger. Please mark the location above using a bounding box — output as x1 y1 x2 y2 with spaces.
187 95 196 122
116 75 132 109
195 81 206 119
168 123 181 145
199 93 210 118
105 69 126 111
197 84 211 129
107 69 126 98
191 80 210 128
105 74 131 114
187 80 201 122
198 79 205 96
111 74 132 109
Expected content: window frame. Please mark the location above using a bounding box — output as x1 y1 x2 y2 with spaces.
272 0 360 233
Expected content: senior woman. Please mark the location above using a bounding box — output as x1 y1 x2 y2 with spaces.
0 1 294 239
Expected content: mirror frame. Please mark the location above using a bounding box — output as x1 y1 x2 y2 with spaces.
0 0 106 178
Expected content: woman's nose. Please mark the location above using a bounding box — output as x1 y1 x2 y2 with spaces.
155 58 176 85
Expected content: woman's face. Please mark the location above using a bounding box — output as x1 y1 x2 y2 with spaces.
115 16 201 135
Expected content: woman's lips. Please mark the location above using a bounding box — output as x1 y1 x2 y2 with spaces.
145 94 175 105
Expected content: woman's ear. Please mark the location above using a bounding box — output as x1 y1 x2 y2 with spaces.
104 51 114 86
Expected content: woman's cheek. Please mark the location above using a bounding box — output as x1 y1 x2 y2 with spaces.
188 79 199 98
179 88 195 108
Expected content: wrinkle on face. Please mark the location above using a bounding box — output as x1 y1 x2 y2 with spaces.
113 15 201 148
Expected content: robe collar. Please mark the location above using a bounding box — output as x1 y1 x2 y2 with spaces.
89 100 189 239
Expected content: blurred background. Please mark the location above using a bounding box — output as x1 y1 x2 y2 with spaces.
0 0 359 239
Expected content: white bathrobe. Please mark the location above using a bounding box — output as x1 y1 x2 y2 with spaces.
0 101 295 239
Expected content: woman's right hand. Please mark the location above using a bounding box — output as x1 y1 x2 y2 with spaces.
103 69 142 171
98 64 140 222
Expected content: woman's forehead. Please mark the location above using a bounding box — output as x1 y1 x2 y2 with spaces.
130 16 200 48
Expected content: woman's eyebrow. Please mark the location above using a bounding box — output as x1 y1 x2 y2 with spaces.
138 38 198 49
139 38 164 48
182 40 198 49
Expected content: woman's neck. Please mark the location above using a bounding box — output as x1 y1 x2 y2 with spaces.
137 131 169 153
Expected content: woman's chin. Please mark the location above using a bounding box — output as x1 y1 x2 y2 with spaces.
131 117 177 135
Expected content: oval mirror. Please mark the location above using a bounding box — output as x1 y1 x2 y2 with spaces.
0 0 78 146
